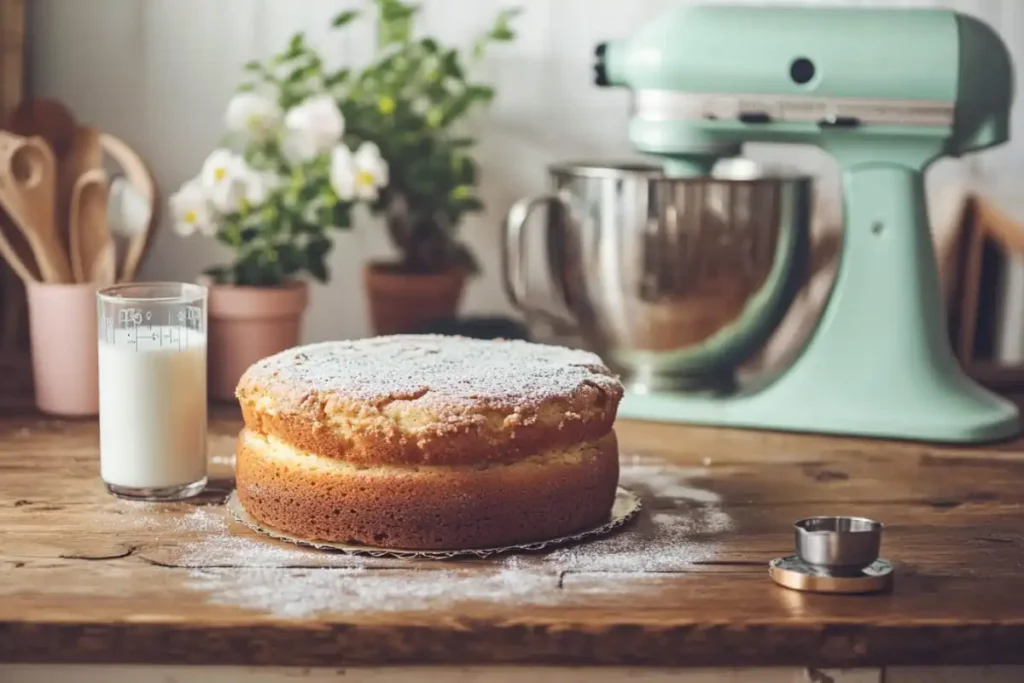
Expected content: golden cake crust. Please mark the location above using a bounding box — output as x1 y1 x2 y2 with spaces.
236 335 624 466
235 429 621 550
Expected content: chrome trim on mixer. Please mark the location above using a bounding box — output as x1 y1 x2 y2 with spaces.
548 160 811 182
633 89 956 127
548 161 663 179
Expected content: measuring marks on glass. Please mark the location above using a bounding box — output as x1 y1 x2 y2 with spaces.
101 306 203 351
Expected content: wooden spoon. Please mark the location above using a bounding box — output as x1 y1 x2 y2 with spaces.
69 168 114 284
0 208 40 351
99 132 158 282
0 207 40 284
7 99 77 160
0 132 70 283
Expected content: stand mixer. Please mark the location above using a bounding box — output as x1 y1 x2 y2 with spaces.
503 5 1021 444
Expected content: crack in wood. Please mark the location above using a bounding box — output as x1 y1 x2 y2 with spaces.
975 536 1018 545
58 545 137 561
133 553 467 572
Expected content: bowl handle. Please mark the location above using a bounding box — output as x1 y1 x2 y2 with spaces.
501 194 577 333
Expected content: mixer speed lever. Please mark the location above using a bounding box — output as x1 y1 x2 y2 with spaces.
819 115 861 128
738 111 773 124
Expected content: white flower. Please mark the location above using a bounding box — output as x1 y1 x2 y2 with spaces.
224 92 281 140
200 148 248 213
169 179 216 237
330 141 389 202
283 94 344 162
242 169 282 206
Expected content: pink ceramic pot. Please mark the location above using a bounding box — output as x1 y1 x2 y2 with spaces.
25 281 99 416
206 280 309 402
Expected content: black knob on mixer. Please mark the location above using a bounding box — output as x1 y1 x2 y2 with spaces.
594 42 610 87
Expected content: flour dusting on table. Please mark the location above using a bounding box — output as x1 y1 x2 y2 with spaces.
136 456 733 618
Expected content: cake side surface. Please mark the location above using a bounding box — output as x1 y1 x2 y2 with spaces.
236 335 624 466
235 429 621 550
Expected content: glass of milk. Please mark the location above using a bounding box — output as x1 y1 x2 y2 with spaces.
97 282 208 500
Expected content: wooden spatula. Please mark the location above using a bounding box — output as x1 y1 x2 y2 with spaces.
59 126 103 252
69 168 114 284
0 132 71 283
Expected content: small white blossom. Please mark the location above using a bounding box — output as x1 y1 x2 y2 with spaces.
224 92 282 140
283 94 344 162
169 179 216 237
330 141 389 202
242 169 282 206
200 148 249 213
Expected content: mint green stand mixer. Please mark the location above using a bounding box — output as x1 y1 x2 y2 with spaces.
506 5 1021 444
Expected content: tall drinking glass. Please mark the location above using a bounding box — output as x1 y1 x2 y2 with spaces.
97 282 208 500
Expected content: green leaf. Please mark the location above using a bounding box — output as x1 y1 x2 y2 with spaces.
305 237 332 282
491 26 515 41
455 196 484 212
332 9 359 27
378 0 418 22
467 84 495 101
244 59 263 72
277 244 304 272
325 68 351 86
286 32 306 59
203 265 232 284
490 7 521 41
377 0 418 46
454 156 477 184
440 50 463 80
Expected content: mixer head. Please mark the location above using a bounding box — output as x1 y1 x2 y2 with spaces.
593 5 1013 176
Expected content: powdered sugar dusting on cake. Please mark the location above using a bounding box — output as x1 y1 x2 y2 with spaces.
239 335 622 408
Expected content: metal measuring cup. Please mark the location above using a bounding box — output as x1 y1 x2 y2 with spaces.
770 515 893 594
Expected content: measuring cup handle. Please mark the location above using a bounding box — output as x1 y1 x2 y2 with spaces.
501 194 578 333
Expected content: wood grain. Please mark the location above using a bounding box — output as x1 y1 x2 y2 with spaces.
2 408 1024 668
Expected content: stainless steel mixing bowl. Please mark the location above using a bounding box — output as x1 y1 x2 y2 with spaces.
502 161 812 393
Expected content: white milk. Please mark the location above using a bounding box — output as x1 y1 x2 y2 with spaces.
98 325 207 489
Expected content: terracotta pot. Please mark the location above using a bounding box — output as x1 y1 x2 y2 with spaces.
206 280 308 401
25 281 99 416
363 263 467 336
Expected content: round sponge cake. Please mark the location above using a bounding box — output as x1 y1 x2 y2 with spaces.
235 334 624 550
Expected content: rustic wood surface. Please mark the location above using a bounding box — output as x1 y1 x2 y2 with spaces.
2 406 1024 668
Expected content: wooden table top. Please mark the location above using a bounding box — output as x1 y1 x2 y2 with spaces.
2 407 1024 669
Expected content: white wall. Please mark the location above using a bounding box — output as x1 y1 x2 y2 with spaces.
27 0 1024 343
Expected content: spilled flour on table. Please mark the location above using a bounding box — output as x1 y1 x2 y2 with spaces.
128 456 733 618
120 501 381 568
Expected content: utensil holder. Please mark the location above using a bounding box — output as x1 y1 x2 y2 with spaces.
25 281 98 416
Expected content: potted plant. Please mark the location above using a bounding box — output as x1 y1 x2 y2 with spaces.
331 0 520 334
170 42 388 400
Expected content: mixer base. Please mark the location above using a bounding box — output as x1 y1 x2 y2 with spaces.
618 380 1022 444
